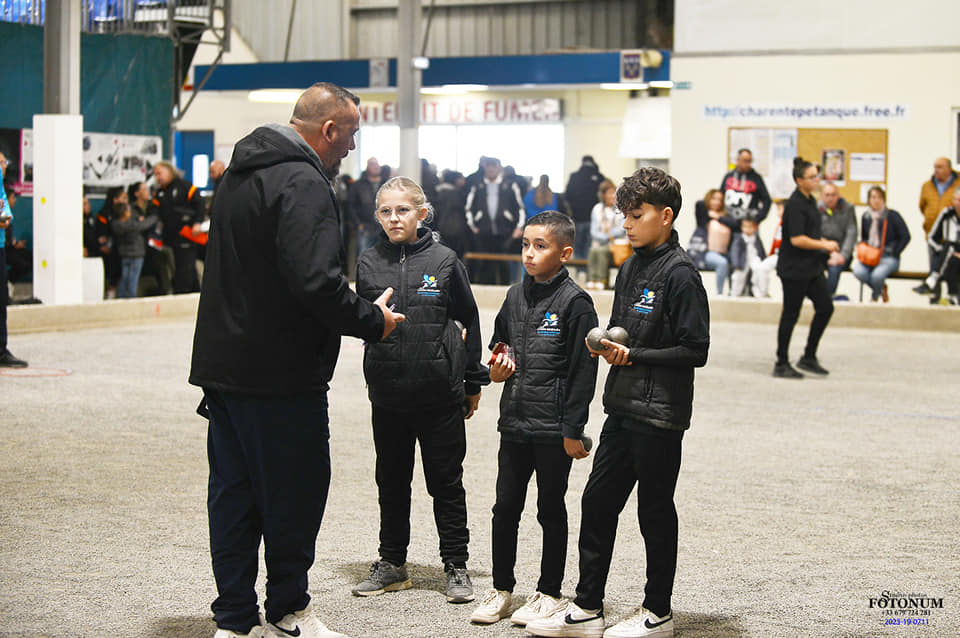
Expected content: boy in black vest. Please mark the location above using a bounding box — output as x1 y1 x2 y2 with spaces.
470 211 599 627
527 168 709 638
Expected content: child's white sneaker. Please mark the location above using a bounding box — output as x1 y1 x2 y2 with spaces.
603 608 673 637
524 600 604 637
470 589 512 624
510 591 564 626
263 604 349 638
214 626 263 638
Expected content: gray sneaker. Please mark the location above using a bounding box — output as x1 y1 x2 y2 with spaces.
444 563 474 603
351 560 412 597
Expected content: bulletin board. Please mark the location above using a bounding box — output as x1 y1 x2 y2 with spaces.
728 127 888 205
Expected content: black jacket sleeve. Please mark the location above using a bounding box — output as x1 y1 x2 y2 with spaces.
887 210 911 257
489 303 509 352
276 172 384 343
754 176 772 223
561 296 599 439
628 266 710 368
448 257 490 395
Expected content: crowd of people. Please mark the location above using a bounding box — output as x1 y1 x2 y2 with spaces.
687 148 960 308
334 153 618 289
82 160 209 299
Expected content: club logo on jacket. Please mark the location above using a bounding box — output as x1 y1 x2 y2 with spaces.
632 288 656 314
537 312 561 336
417 273 440 296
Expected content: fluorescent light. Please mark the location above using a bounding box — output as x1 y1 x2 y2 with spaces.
601 83 649 91
421 84 489 95
649 81 675 89
248 89 303 104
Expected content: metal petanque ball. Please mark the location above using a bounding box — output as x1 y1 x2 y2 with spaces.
586 327 607 351
606 326 629 345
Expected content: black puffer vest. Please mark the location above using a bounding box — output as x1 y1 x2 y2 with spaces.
604 238 697 431
357 229 465 411
498 270 588 441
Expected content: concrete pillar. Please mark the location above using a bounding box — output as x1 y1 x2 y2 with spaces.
396 0 421 183
32 115 84 306
43 0 81 115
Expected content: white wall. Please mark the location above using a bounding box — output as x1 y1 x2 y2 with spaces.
676 0 960 53
670 51 960 273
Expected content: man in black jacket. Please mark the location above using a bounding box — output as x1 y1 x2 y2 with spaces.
564 155 607 262
719 148 772 224
190 82 405 638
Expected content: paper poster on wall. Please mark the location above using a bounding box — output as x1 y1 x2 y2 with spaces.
0 128 32 194
82 132 162 192
822 149 846 185
849 152 885 182
769 129 798 199
728 128 797 199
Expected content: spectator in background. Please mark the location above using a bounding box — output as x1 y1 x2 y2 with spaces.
465 156 489 190
349 157 385 259
502 165 529 197
421 158 439 203
110 202 158 298
720 148 771 224
335 172 357 277
83 195 100 259
130 180 173 296
151 160 205 294
853 186 910 303
3 183 31 284
918 188 960 305
754 201 784 298
523 175 562 219
0 152 26 368
209 160 226 193
916 157 959 286
587 179 623 290
729 214 765 297
435 169 470 261
696 188 736 295
564 155 607 262
817 182 857 297
465 156 525 285
96 186 128 298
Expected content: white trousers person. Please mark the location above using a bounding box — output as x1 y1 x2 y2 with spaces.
753 254 778 298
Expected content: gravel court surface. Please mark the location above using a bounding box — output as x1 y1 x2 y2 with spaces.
1 309 958 638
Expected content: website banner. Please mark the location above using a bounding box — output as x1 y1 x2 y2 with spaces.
703 103 910 122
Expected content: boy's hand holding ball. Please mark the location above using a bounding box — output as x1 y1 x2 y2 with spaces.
489 352 516 382
585 327 631 366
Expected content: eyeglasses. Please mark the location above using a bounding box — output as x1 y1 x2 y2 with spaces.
375 205 418 220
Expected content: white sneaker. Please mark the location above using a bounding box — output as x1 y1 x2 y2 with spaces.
510 591 564 626
603 608 673 638
470 589 512 624
264 604 350 638
524 600 604 637
214 625 263 638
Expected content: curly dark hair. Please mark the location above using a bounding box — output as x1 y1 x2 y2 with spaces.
615 167 682 221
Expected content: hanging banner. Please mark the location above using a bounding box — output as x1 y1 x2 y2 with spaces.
360 98 563 125
1 128 162 196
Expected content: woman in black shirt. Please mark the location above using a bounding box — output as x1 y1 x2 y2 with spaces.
774 157 840 378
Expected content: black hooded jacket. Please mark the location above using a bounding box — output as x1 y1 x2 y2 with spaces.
189 124 385 394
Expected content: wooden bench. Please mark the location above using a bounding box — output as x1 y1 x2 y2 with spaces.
857 269 926 302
